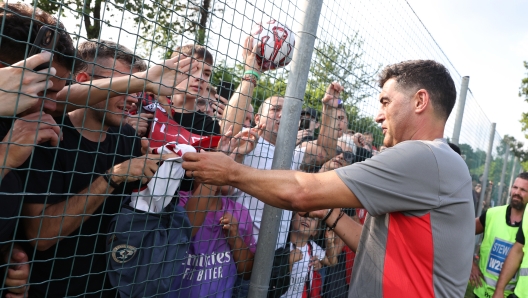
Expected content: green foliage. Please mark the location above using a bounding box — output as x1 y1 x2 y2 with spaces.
36 0 219 57
519 62 528 139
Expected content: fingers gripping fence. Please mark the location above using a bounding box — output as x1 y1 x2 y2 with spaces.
0 0 521 298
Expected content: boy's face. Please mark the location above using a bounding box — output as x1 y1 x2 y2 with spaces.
292 213 319 237
174 54 213 100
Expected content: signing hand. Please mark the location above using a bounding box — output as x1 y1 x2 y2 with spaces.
182 151 236 185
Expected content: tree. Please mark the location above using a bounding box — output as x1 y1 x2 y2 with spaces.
37 0 221 53
519 62 528 138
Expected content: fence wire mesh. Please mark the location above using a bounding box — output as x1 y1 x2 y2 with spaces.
0 0 520 297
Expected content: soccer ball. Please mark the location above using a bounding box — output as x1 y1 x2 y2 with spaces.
251 19 295 70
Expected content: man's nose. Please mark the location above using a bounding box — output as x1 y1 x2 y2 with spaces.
375 109 384 123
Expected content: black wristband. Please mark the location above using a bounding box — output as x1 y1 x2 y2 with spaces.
321 208 334 223
328 209 345 231
103 171 121 189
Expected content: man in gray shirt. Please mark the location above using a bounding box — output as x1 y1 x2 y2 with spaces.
181 60 474 297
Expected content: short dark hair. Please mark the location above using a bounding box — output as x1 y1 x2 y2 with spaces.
518 172 528 181
171 44 214 65
378 60 456 120
0 2 82 72
77 39 146 73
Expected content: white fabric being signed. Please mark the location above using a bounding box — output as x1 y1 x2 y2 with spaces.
130 142 196 213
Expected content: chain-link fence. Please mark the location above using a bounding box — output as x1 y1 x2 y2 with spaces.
0 0 521 297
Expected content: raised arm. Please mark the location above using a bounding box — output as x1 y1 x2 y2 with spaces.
300 82 344 169
53 55 195 115
220 36 262 136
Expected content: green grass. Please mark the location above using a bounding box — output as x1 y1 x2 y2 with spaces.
465 284 474 298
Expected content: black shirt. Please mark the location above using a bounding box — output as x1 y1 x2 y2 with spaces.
172 111 220 136
0 117 23 245
479 205 522 232
517 225 525 245
19 115 142 298
171 111 219 191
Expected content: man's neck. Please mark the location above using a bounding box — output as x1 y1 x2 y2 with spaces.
68 109 108 142
510 205 524 223
171 95 196 114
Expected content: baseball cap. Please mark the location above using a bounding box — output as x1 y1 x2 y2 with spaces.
301 107 319 121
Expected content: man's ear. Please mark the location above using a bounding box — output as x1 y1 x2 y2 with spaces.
414 89 430 114
75 72 89 83
315 121 320 130
254 113 261 125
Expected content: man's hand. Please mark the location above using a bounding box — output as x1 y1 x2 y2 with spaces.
126 113 153 137
220 212 240 238
322 82 344 108
143 54 196 96
229 125 264 157
0 52 56 116
0 112 60 170
298 209 329 220
2 244 30 297
109 153 176 185
242 35 263 73
182 151 236 185
353 133 365 148
296 129 313 145
209 94 228 118
469 261 484 287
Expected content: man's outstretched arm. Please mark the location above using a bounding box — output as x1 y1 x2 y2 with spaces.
182 151 363 212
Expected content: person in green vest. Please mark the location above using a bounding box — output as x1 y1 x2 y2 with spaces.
493 182 528 298
471 172 528 298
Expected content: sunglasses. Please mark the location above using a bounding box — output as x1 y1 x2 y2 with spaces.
336 146 354 164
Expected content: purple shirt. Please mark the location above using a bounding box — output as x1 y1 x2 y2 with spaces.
171 192 256 298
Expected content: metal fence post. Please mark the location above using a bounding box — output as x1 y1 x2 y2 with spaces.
246 1 324 297
474 123 496 254
497 142 510 206
451 76 470 145
476 123 496 217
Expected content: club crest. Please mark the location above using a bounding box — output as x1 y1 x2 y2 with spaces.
111 244 137 264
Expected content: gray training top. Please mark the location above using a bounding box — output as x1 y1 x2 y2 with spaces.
335 139 474 298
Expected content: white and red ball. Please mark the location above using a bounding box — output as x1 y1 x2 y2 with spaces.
251 19 295 70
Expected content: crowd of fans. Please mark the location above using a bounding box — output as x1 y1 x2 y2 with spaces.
0 3 383 298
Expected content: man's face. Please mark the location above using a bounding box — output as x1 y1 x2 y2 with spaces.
90 60 139 127
20 61 71 116
336 109 348 138
174 55 213 100
364 134 373 145
510 178 528 210
244 104 254 128
375 78 413 147
321 143 353 171
256 96 283 144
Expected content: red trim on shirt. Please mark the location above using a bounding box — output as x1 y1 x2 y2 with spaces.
383 212 434 298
